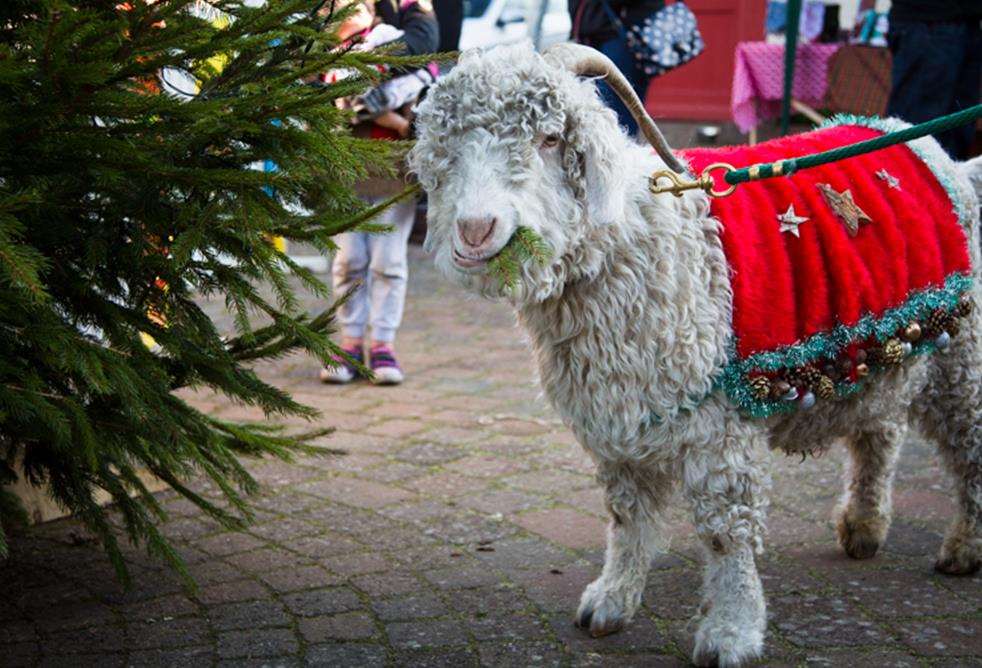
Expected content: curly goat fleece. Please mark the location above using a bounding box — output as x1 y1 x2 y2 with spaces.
408 43 982 667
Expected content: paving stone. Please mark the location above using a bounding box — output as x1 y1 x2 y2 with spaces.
321 551 393 577
281 587 363 617
42 625 129 655
304 643 387 666
297 476 414 509
196 578 269 605
572 653 687 667
298 611 376 642
216 628 299 659
802 649 919 667
470 535 576 572
216 657 301 668
395 647 480 667
396 443 468 466
118 594 197 622
822 567 975 618
0 620 37 645
893 618 982 656
124 617 211 650
372 593 449 621
510 566 596 612
445 454 528 479
477 641 565 667
194 532 267 557
38 652 126 667
423 563 503 590
512 508 607 550
290 533 365 558
467 612 550 642
259 565 340 593
366 419 428 439
127 645 214 667
351 571 425 597
460 489 548 515
548 613 670 653
208 599 291 630
770 590 894 648
504 470 595 494
386 619 471 649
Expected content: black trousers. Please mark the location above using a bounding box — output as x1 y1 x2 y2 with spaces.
886 18 981 160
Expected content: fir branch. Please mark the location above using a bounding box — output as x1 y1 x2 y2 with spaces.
487 227 552 291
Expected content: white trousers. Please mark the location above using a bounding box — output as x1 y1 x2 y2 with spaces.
331 198 415 343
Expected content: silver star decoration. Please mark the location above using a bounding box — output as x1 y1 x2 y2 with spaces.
777 204 809 237
876 169 901 190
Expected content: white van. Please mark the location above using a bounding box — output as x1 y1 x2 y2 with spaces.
458 0 571 51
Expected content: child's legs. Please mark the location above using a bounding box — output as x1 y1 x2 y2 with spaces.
365 198 415 344
331 230 371 342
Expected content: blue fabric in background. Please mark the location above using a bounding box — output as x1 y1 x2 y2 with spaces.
597 34 648 135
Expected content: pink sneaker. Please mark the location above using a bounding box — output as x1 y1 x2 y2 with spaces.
319 346 364 384
369 344 403 385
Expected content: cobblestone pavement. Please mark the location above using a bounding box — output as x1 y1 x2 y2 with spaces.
2 246 980 667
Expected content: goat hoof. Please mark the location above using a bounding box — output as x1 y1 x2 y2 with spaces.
935 556 980 576
575 579 636 638
836 513 885 560
692 621 764 668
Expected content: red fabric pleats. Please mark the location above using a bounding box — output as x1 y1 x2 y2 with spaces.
680 125 971 359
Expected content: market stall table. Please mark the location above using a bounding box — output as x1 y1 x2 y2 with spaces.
732 41 841 141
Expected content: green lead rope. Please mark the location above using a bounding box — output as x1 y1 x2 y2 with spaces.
724 104 982 187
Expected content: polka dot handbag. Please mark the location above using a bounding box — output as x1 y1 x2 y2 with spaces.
601 0 705 77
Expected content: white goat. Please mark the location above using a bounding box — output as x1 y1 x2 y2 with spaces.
408 42 982 667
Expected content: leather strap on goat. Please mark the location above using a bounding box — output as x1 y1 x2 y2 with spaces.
650 104 982 198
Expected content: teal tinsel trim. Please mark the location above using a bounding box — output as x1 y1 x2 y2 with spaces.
718 273 973 418
819 114 973 231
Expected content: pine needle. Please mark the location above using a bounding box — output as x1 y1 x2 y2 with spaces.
487 227 552 291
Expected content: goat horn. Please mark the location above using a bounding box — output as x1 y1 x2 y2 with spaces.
543 42 687 174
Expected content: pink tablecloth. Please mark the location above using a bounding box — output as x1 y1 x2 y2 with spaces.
731 42 841 133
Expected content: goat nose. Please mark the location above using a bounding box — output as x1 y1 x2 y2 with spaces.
457 216 497 249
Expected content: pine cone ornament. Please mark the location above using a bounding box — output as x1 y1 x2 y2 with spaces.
947 318 960 337
783 368 803 388
955 296 972 319
815 375 836 400
925 307 951 337
799 365 822 388
748 375 771 401
882 338 905 365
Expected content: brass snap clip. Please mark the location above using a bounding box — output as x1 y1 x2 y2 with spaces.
649 162 737 199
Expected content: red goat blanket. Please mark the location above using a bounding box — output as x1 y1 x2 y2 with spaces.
677 121 974 417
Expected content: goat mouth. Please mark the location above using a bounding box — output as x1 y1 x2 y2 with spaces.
452 247 503 270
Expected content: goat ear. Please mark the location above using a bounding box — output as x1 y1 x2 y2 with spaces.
566 109 627 226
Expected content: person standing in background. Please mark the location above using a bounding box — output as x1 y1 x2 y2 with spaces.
321 0 440 385
432 0 463 52
568 0 665 135
886 0 981 160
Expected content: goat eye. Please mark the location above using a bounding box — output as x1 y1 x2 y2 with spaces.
541 134 561 149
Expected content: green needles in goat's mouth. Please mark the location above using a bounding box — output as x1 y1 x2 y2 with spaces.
487 227 552 291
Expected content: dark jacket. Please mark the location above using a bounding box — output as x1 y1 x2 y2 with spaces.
569 0 664 45
890 0 982 23
375 0 440 56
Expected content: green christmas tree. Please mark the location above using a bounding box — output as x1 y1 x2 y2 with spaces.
0 0 418 584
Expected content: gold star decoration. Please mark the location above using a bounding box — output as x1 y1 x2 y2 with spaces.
876 169 901 190
776 204 809 237
817 183 872 237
